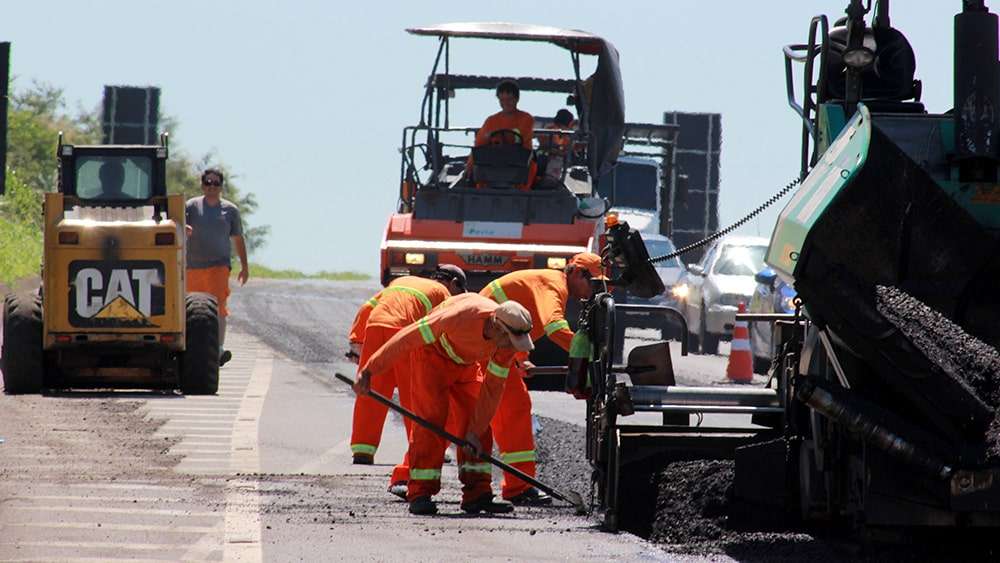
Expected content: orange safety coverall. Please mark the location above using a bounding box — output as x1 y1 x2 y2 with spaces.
475 110 535 149
481 269 575 498
362 293 517 503
473 109 538 190
348 277 450 485
187 266 232 317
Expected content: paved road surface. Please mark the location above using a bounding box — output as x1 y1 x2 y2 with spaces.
0 278 758 561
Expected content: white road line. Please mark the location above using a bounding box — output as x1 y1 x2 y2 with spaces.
0 540 218 555
7 505 216 517
4 495 190 504
5 521 218 533
223 354 272 563
55 482 194 492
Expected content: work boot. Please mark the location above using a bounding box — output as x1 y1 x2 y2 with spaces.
219 350 233 367
460 493 514 514
507 487 552 507
352 453 374 465
409 496 438 515
388 482 408 500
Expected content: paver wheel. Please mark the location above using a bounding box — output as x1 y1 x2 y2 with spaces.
2 292 44 394
180 292 220 395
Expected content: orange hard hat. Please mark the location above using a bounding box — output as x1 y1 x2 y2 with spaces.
569 252 608 280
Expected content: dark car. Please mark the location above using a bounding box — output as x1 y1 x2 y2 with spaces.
747 267 797 374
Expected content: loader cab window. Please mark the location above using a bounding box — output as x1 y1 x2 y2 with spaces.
75 156 153 201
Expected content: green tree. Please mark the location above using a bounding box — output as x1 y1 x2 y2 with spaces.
2 81 269 254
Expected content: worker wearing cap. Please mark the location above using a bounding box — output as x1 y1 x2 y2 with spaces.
480 252 606 505
355 293 534 516
347 265 467 482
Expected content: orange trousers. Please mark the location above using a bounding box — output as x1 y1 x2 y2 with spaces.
350 325 414 485
186 266 231 317
407 347 493 503
490 362 536 499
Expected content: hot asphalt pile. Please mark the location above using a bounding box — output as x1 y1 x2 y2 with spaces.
533 415 837 560
533 415 592 504
876 285 1000 454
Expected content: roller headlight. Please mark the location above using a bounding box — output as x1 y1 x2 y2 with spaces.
405 253 425 265
546 257 567 270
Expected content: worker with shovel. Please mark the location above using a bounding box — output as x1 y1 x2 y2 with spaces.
354 293 534 516
481 252 605 506
347 265 467 494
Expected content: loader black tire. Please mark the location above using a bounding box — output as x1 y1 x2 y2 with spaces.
2 292 44 394
180 292 220 395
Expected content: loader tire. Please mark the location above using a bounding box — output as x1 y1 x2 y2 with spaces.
180 292 220 395
2 292 44 394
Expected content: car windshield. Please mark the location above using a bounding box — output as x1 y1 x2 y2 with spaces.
644 239 682 267
713 244 767 276
596 161 658 210
75 155 153 200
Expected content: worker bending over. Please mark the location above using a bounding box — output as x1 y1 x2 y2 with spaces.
355 293 534 516
347 265 467 491
481 252 605 505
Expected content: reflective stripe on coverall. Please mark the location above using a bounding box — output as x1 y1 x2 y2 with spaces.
362 293 517 503
349 277 449 483
481 269 575 499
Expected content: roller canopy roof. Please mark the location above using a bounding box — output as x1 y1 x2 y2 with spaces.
408 22 625 177
407 22 605 54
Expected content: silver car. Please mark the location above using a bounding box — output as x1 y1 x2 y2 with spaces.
674 235 769 355
620 234 686 337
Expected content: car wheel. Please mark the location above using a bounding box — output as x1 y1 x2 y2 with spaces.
699 309 719 355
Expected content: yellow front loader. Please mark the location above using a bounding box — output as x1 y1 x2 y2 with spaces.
1 135 219 394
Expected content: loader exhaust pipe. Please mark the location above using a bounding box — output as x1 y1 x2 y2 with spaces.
796 376 953 480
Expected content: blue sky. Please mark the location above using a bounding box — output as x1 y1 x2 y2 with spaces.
3 2 961 274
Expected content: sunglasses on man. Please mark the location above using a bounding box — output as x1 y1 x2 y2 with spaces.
202 178 222 187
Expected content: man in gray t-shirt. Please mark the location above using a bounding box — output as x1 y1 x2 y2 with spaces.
185 168 249 365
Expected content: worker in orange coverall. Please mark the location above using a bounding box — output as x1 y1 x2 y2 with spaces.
480 252 606 505
347 266 467 487
469 79 537 190
354 293 535 516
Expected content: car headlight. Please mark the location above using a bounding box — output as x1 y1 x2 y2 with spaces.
670 284 690 299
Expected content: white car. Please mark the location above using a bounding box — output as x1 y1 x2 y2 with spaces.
619 234 686 336
675 235 769 355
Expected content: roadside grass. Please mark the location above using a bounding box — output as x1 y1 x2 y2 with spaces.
0 217 42 287
247 263 370 281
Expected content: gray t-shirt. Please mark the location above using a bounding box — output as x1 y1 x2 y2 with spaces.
186 196 243 269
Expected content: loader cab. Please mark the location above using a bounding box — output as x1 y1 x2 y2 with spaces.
58 142 168 207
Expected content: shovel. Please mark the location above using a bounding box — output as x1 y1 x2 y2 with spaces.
334 372 587 515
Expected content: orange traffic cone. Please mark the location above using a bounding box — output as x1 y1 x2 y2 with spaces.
726 302 753 383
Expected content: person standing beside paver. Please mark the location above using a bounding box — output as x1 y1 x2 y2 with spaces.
185 168 248 366
480 252 605 506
